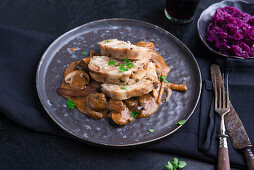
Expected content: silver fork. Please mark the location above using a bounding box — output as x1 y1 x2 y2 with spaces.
214 74 230 170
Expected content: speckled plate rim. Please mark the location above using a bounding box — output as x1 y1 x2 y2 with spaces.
197 0 254 59
36 18 202 148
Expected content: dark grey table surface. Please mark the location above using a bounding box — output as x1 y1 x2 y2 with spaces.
0 0 252 169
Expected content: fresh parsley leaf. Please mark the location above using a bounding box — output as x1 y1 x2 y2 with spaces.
105 40 111 43
164 158 187 170
176 119 186 125
164 165 170 170
119 85 126 90
178 161 187 169
126 62 134 68
164 161 173 170
173 158 178 165
108 60 116 66
130 110 139 118
147 129 154 133
82 51 87 56
120 65 129 72
123 59 134 68
123 59 131 63
66 99 75 109
172 158 179 169
159 76 169 83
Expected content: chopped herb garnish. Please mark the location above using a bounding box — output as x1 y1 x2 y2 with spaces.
126 62 134 68
124 59 131 63
108 60 121 67
118 85 126 90
108 58 134 72
178 161 187 169
108 60 116 66
164 158 187 170
105 40 111 43
82 51 87 56
164 161 173 170
123 59 134 68
172 158 178 168
147 129 154 133
66 99 75 109
159 76 169 83
120 65 129 72
176 119 186 125
130 110 139 118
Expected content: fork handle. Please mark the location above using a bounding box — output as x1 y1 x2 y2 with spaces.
218 135 230 170
243 147 254 170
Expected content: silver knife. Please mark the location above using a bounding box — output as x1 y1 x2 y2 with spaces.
211 64 254 170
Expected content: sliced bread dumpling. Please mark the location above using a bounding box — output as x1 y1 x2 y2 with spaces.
101 62 158 100
99 39 151 60
88 56 149 85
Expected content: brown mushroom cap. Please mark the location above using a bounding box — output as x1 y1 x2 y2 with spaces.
64 70 90 89
108 99 134 125
86 93 108 111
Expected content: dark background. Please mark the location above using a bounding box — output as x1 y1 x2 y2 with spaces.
0 0 252 169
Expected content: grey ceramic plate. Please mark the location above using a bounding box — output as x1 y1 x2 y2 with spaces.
36 18 201 147
197 0 254 59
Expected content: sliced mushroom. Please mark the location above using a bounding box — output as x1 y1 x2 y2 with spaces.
108 100 126 112
134 41 155 50
76 60 89 72
124 98 139 111
57 81 100 97
70 97 87 114
65 71 77 84
64 70 90 89
63 61 80 77
151 51 170 77
86 93 108 111
137 93 159 118
84 93 108 119
87 109 108 119
108 99 134 125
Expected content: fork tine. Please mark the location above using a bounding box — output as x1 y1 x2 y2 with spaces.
226 73 229 109
218 74 222 108
214 78 218 108
222 73 226 109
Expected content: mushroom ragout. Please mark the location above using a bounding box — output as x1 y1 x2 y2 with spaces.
57 40 187 125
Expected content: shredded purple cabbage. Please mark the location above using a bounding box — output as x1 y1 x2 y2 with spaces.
207 6 254 58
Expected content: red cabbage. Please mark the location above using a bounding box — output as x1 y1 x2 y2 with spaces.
207 6 254 58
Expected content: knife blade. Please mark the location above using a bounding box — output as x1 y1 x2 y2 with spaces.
211 64 254 169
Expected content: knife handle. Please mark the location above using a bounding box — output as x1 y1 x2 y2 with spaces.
243 147 254 170
218 136 230 170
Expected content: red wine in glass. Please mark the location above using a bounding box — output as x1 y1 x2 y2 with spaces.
165 0 199 23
